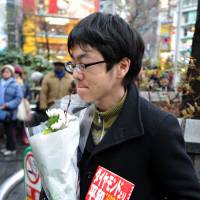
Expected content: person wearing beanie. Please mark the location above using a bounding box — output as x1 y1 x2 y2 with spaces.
1 64 15 75
0 64 23 156
39 61 74 111
14 65 23 85
13 65 32 145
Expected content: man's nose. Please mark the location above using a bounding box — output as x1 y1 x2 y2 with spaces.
73 70 84 81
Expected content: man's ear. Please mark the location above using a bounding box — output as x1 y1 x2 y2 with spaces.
116 57 130 78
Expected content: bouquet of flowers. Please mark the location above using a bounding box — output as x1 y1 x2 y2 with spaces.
25 108 80 200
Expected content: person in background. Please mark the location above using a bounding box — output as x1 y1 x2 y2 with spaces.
39 61 73 111
0 64 22 156
30 71 44 114
40 12 200 200
14 65 31 145
158 73 174 91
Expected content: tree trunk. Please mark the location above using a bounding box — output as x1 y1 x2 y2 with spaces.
181 0 200 119
191 0 200 65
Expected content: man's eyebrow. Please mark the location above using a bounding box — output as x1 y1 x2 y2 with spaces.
73 52 90 61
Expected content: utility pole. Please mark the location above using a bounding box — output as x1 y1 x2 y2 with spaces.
174 0 182 66
181 0 200 119
173 0 182 88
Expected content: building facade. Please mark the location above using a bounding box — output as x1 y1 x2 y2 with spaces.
22 0 98 62
0 0 23 51
179 0 198 60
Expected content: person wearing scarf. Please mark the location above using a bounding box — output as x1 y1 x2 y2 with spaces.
39 61 73 111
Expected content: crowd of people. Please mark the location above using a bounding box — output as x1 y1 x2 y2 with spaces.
0 64 24 156
137 68 175 91
0 61 74 156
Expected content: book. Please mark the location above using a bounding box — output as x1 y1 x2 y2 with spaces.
85 166 135 200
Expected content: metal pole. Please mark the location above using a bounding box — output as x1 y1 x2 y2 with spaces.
174 0 182 88
0 169 24 200
174 0 182 65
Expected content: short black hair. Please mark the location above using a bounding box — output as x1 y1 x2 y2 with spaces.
68 12 145 87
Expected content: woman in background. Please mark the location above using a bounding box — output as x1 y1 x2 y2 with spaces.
0 65 22 156
14 65 31 145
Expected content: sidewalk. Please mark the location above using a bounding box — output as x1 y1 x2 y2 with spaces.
0 136 27 199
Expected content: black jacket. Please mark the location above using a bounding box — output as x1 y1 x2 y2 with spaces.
40 84 200 200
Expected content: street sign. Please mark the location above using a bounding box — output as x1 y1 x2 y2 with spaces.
23 146 41 200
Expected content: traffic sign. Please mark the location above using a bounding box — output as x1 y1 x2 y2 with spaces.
23 146 41 200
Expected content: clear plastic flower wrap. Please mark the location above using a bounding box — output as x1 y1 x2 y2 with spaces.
25 94 89 200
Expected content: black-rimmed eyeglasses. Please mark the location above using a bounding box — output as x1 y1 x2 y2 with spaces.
64 60 106 73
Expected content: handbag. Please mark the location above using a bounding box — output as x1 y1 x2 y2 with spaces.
17 99 31 121
0 109 10 120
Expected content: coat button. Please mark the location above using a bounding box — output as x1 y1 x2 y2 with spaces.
87 171 93 179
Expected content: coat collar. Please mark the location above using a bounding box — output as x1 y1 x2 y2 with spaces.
85 84 144 156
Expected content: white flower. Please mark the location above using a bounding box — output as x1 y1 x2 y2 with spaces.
46 108 65 118
50 120 64 130
45 108 67 132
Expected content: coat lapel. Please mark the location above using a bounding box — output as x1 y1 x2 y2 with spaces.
85 84 144 157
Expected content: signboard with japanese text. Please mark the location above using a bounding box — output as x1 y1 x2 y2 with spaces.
86 166 135 200
23 146 41 200
48 0 97 18
160 23 173 52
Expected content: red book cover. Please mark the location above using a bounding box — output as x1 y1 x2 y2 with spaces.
85 166 135 200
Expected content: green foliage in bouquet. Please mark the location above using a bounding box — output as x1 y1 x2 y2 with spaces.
43 115 60 135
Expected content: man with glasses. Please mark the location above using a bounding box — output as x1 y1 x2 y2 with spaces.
40 12 200 200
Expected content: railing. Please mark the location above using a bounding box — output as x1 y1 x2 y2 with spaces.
0 169 24 200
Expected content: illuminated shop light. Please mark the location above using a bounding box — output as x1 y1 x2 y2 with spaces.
45 17 69 25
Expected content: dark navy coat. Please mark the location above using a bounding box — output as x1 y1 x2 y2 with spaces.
79 84 200 199
40 84 200 200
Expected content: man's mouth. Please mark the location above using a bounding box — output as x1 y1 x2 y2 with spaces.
77 84 88 89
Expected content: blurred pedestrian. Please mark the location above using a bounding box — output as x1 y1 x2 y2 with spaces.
0 64 23 156
14 65 31 145
31 71 44 114
39 61 73 111
158 73 174 91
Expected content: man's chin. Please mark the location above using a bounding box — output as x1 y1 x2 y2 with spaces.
77 92 94 104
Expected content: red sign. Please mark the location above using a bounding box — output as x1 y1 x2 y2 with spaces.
23 147 41 200
85 166 135 200
25 153 40 185
48 0 58 14
26 184 40 200
23 0 35 14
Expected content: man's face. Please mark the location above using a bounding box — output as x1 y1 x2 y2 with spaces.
159 77 169 87
71 44 125 107
54 64 64 72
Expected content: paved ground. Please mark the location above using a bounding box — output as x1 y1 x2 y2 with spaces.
0 135 27 200
0 120 199 200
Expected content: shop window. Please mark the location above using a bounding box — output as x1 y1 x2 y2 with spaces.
183 0 198 6
183 11 197 24
188 11 197 23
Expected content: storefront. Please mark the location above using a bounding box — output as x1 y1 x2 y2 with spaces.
22 0 99 62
